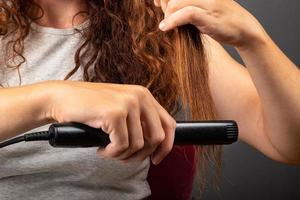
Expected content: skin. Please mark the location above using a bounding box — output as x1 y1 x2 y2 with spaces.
33 0 88 28
155 0 300 164
0 0 299 165
0 0 176 165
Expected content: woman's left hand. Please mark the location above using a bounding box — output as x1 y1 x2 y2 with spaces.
154 0 267 49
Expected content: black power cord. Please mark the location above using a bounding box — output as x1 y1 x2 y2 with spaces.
0 120 238 148
0 131 50 148
0 135 26 148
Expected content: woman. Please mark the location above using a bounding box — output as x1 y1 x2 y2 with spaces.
0 0 299 199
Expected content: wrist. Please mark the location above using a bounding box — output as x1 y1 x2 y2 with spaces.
236 25 271 53
236 36 275 63
37 80 63 123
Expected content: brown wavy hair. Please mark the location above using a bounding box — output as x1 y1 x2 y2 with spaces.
0 0 222 195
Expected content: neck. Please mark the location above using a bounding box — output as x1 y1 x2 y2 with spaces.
33 0 88 28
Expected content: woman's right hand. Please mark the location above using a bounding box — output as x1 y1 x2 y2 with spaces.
44 80 176 165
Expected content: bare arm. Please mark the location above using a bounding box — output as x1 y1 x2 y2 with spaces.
0 82 52 142
0 80 176 165
156 0 300 165
235 35 300 164
204 35 300 165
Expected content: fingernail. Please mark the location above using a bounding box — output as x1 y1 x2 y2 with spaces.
159 21 167 31
152 157 160 165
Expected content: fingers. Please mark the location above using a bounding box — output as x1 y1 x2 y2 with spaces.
150 101 176 165
97 97 145 160
96 85 175 165
150 119 175 165
155 0 213 33
164 0 208 17
123 95 176 165
97 110 129 158
122 99 165 164
160 0 169 12
96 87 170 165
154 0 168 11
122 120 162 165
117 107 144 160
159 6 211 33
154 0 209 14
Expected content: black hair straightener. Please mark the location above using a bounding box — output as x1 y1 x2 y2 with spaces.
0 120 238 148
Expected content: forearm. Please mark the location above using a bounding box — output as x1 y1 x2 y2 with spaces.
0 82 53 142
236 34 300 163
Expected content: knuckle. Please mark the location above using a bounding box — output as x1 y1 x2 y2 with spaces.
167 117 177 131
186 6 197 20
131 139 145 151
150 132 165 145
167 2 178 13
109 107 127 119
125 94 139 109
87 120 103 129
118 141 130 151
134 85 150 99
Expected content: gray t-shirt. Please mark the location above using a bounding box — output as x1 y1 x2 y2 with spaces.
0 21 189 199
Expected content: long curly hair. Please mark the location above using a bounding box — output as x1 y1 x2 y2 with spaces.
0 0 222 194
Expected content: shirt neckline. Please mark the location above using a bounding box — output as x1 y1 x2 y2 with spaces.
30 20 90 35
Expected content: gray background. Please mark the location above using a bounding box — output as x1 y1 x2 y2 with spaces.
194 0 300 199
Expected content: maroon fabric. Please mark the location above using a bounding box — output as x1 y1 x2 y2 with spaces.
147 146 197 200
